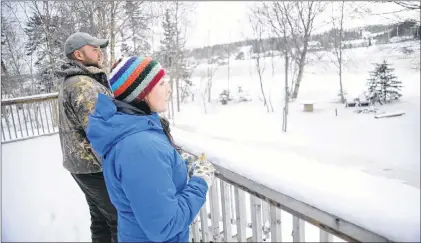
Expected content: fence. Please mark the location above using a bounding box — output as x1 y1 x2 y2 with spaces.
1 93 407 242
1 92 59 143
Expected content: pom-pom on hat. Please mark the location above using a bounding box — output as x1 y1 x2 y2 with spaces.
108 56 166 104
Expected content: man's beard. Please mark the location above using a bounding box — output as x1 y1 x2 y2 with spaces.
83 59 101 69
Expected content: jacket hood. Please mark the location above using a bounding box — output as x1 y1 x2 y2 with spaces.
56 60 110 88
86 93 163 157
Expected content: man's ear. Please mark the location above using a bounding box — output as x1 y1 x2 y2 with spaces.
73 50 83 61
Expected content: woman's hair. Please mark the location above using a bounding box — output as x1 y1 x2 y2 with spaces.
111 58 182 153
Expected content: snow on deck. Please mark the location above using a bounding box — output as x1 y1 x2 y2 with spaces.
2 135 91 242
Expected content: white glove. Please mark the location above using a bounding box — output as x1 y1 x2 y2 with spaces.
181 151 195 177
191 153 215 188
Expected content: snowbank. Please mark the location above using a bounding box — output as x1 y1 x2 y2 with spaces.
172 128 420 242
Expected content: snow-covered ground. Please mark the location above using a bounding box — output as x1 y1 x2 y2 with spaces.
176 40 421 189
2 40 420 241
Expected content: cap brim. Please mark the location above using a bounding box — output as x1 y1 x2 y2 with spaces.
90 38 109 48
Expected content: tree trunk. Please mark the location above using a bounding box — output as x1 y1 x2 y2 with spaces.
169 76 175 122
257 58 269 112
98 6 109 71
110 1 116 68
175 1 181 112
338 1 345 103
284 48 289 115
207 77 212 103
227 48 230 98
291 40 308 99
283 45 289 132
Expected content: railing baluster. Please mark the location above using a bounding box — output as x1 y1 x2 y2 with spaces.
292 216 305 242
43 101 51 133
234 188 247 242
191 215 201 242
21 104 30 137
200 204 209 242
32 104 41 135
270 204 282 242
6 107 12 140
9 105 18 139
320 229 333 242
230 185 236 224
262 200 270 240
221 180 233 242
250 195 263 242
2 122 5 141
15 105 24 138
209 178 221 242
54 99 59 131
26 103 35 136
37 103 46 134
49 100 56 132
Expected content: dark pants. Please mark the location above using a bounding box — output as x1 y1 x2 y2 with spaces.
71 172 117 243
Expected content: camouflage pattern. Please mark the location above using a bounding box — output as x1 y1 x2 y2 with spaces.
56 61 113 174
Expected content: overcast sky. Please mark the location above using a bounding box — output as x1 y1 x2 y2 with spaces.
184 1 420 49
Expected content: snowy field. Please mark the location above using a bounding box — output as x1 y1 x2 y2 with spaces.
2 40 420 241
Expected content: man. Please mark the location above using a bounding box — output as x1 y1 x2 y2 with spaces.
56 32 117 242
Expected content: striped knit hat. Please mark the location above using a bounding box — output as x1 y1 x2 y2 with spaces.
108 56 166 104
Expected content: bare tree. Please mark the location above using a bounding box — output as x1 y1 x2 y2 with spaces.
223 31 233 98
261 1 326 100
393 1 421 10
258 2 292 130
206 45 218 103
330 1 346 103
159 1 195 115
200 72 208 114
249 7 270 113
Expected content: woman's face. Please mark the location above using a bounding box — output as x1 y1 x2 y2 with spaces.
145 77 171 113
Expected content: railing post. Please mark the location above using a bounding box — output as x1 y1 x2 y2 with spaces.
209 178 221 241
292 216 305 242
262 200 270 239
230 185 236 224
250 195 263 242
234 188 247 242
199 204 209 242
320 230 333 242
221 180 233 242
270 204 282 242
191 215 201 242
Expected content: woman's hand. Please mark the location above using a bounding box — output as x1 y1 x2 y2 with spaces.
191 153 215 188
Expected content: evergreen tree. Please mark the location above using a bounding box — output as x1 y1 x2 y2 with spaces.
24 2 74 93
366 60 402 104
121 1 152 56
160 8 176 68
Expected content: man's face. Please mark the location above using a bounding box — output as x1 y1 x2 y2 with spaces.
73 45 103 68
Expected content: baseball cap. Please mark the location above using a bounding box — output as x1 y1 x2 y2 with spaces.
64 32 109 56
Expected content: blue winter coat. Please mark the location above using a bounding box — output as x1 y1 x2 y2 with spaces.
86 93 208 242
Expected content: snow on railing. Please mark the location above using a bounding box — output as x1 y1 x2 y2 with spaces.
182 149 394 243
175 130 420 243
1 93 59 143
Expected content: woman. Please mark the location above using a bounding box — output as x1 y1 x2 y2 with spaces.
86 56 215 242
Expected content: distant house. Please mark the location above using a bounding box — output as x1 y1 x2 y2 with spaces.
236 45 253 60
307 41 323 51
360 30 373 39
